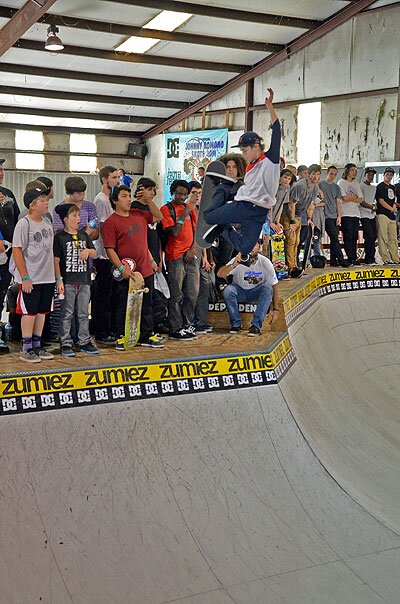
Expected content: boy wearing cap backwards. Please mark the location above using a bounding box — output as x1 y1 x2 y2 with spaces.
10 186 55 363
203 88 281 259
376 167 399 264
54 204 99 357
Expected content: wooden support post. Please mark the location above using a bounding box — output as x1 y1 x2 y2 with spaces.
395 66 400 161
225 110 230 129
245 79 254 132
202 107 206 130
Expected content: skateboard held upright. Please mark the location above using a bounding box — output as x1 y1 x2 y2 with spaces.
124 271 149 350
270 230 288 280
195 160 235 249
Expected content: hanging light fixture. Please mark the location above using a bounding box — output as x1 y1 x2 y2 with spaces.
45 25 64 52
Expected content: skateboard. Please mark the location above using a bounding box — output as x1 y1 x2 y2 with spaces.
124 271 149 350
270 230 288 280
195 160 235 249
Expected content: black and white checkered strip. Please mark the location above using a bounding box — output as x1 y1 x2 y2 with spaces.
274 348 296 381
0 370 278 416
286 278 398 327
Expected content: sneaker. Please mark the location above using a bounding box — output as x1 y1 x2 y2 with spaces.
169 329 197 341
195 325 213 334
61 345 76 357
115 337 125 351
203 224 224 244
248 325 261 337
19 349 41 363
229 325 242 334
80 342 100 354
330 261 339 267
339 260 351 267
35 347 54 360
183 325 198 339
140 335 164 348
96 334 117 346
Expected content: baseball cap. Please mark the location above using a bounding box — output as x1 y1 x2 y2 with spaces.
37 176 53 189
0 159 5 166
232 131 263 148
384 166 395 174
23 186 51 209
364 167 377 174
55 202 76 223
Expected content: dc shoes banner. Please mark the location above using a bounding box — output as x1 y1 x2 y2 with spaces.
164 128 228 203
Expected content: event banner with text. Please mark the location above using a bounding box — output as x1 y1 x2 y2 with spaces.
164 128 228 202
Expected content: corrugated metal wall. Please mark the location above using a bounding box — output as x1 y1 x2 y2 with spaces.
3 171 101 213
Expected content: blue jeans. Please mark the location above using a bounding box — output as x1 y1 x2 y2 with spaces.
204 198 268 256
223 283 273 329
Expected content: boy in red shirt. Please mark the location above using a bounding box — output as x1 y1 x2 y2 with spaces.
102 183 163 349
161 180 199 340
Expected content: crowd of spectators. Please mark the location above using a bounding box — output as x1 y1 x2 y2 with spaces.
0 156 399 363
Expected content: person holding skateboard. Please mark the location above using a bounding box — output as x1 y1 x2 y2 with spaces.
102 183 163 350
202 88 281 260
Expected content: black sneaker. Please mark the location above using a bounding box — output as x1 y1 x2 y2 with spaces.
170 329 197 341
202 224 224 244
339 260 351 267
248 325 261 337
80 342 100 354
229 325 242 334
61 345 76 357
195 325 213 334
140 335 164 348
183 325 198 339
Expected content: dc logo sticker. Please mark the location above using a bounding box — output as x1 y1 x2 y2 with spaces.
167 138 180 159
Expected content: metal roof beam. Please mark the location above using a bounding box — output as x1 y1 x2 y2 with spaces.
0 0 57 57
0 6 284 54
0 85 188 109
0 104 164 125
104 0 321 29
143 0 378 140
0 63 218 92
14 39 249 74
0 122 141 137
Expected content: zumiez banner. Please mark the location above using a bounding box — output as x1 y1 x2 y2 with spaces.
164 128 228 203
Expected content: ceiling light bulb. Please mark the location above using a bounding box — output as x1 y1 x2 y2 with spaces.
45 25 64 52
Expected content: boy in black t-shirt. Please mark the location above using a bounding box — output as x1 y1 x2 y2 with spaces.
376 167 399 264
53 204 99 357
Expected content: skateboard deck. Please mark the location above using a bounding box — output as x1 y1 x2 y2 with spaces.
270 231 288 280
124 271 149 350
301 223 314 274
195 160 235 249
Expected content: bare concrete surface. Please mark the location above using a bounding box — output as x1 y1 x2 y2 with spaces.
1 289 400 603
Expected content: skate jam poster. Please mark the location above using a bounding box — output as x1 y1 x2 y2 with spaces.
164 129 228 202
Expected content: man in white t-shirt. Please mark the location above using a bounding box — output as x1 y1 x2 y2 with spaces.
217 242 280 336
92 165 120 344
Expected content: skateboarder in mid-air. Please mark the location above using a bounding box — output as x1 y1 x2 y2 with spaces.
202 88 281 261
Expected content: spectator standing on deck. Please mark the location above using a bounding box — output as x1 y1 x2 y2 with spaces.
92 166 120 345
376 167 399 264
0 159 20 315
359 168 378 265
161 180 199 341
54 204 98 357
10 186 55 364
338 164 363 266
320 166 351 267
